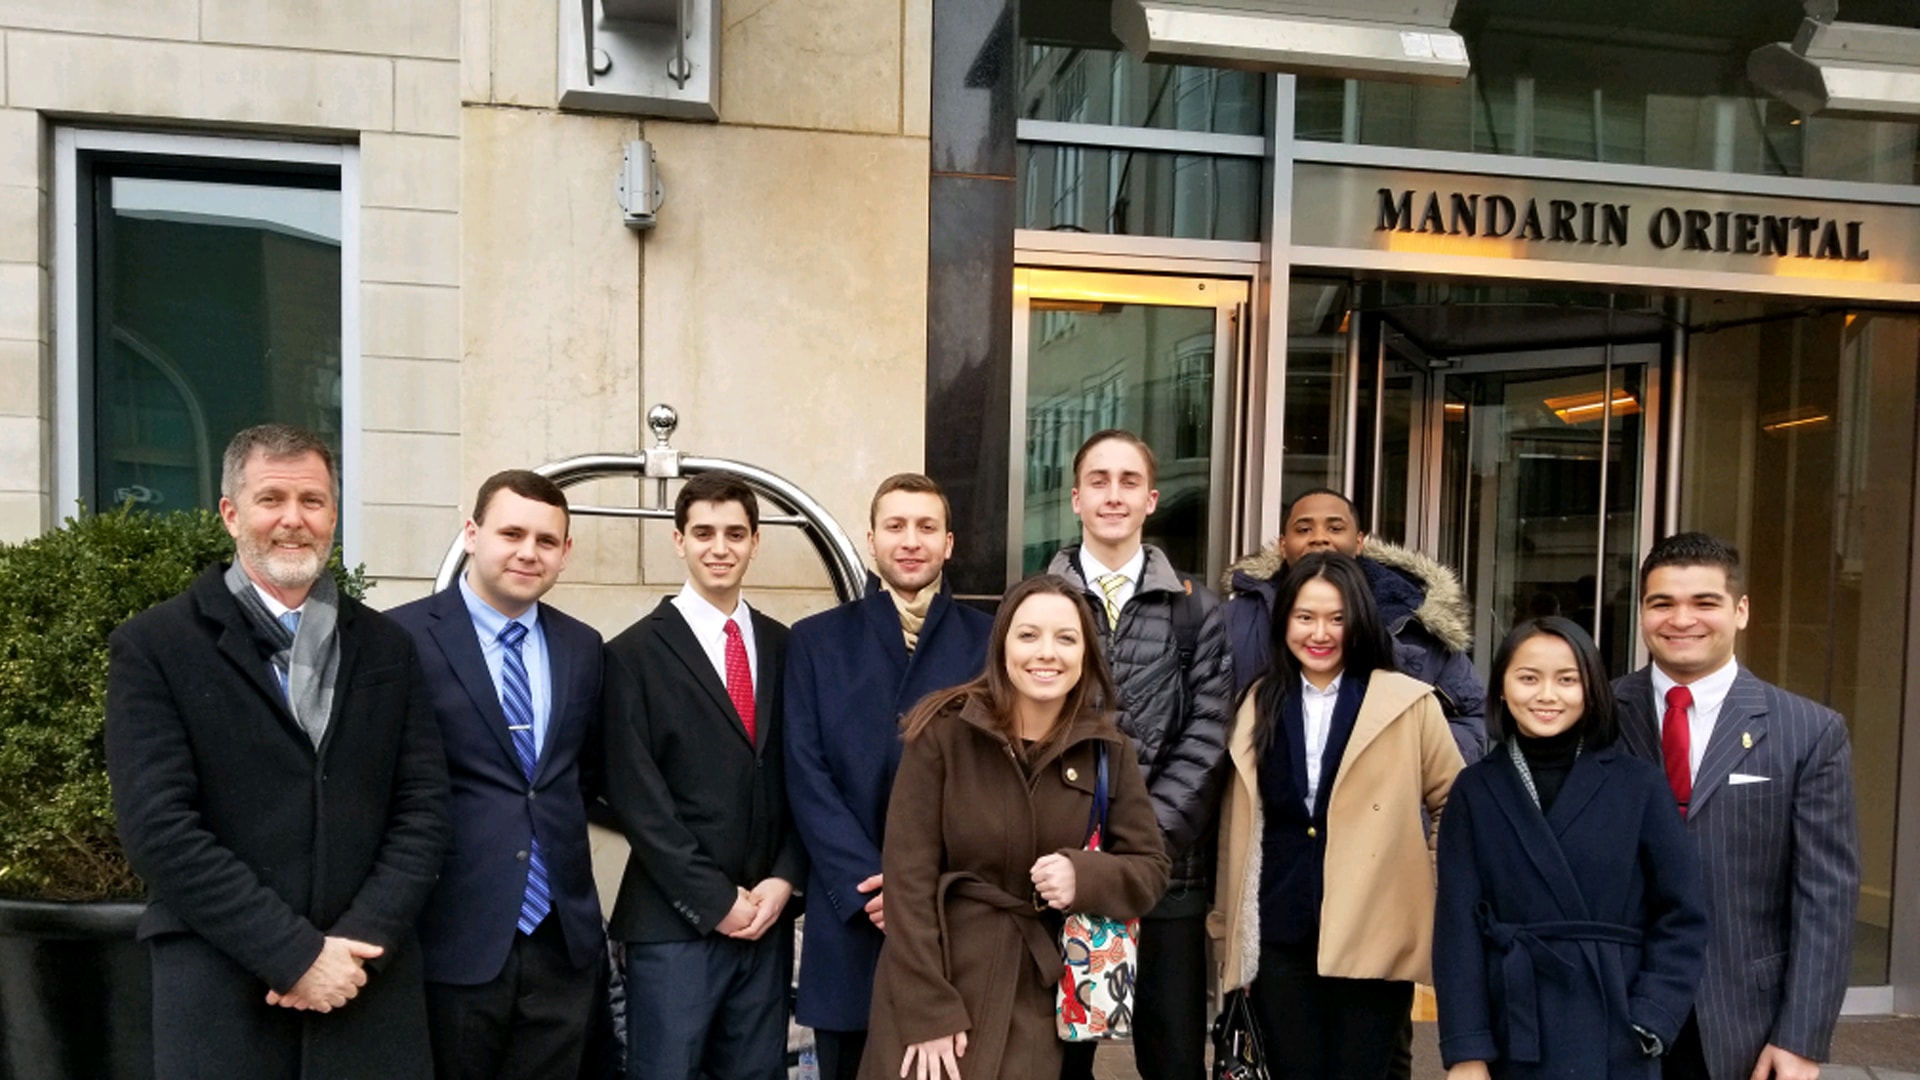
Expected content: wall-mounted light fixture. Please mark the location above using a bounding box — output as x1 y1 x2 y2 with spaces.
616 140 663 230
560 0 720 120
1748 12 1920 121
1110 0 1469 85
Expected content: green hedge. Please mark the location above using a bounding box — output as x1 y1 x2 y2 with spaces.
0 508 366 901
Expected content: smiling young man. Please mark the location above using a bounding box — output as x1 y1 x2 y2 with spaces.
105 424 449 1079
1614 532 1859 1080
782 474 992 1080
387 470 607 1080
601 470 803 1080
1047 429 1232 1080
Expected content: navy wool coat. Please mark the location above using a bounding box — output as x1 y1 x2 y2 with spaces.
783 581 991 1032
1434 742 1709 1079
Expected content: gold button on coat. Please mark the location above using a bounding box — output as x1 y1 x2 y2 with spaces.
1066 767 1079 781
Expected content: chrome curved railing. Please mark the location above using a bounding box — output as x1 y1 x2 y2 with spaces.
432 403 867 603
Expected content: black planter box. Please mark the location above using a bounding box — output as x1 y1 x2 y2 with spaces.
0 898 151 1080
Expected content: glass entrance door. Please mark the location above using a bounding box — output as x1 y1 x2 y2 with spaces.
1011 269 1249 585
1371 336 1660 679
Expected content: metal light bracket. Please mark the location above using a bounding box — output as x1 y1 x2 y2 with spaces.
560 0 720 120
1111 0 1469 85
1748 15 1920 121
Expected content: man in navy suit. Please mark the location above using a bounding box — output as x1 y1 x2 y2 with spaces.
1615 532 1859 1080
783 473 992 1080
389 470 606 1080
602 471 804 1080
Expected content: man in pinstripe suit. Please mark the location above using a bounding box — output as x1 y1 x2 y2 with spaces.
1616 532 1859 1080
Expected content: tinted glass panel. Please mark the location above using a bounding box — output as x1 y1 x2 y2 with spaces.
91 167 342 514
1020 293 1221 577
1021 46 1264 135
1018 143 1261 241
1682 305 1917 985
1295 0 1920 184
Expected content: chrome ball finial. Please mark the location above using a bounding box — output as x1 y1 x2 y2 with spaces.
646 403 678 447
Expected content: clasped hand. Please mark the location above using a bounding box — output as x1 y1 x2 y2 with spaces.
266 936 384 1012
715 878 794 940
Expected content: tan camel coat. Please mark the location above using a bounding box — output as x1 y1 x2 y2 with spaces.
1211 670 1464 989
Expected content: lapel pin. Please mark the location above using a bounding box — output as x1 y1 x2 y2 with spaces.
1066 767 1079 782
1742 732 1753 749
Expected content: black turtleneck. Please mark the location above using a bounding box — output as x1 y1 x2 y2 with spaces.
1515 726 1582 812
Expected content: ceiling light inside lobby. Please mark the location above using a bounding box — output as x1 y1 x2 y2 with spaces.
1110 0 1470 84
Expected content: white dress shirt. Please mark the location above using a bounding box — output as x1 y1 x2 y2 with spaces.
672 582 759 689
1301 674 1343 808
1078 545 1148 613
250 583 305 622
1651 657 1740 779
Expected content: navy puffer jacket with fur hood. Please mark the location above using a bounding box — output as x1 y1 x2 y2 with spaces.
1220 538 1488 763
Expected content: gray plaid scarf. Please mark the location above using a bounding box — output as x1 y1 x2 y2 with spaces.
225 560 341 748
1505 735 1583 809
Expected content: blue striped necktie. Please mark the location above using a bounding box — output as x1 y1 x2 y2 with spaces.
498 621 551 933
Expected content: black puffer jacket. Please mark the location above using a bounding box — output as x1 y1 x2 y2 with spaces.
1048 545 1233 895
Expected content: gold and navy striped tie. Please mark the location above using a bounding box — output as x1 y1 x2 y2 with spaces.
1096 573 1127 630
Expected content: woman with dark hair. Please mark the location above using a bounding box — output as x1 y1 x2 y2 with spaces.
859 574 1169 1080
1434 616 1708 1080
1213 552 1465 1079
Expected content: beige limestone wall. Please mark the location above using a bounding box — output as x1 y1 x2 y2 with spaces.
461 0 935 636
0 102 45 541
0 3 465 579
0 0 934 637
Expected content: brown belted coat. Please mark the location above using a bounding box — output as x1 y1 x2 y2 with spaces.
860 698 1171 1080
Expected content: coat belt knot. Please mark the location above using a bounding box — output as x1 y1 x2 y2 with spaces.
1476 902 1644 1064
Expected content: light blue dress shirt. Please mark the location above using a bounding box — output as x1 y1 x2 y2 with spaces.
459 574 553 756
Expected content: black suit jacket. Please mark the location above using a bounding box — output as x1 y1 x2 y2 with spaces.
388 585 605 985
104 564 450 1076
601 597 803 943
1616 665 1859 1079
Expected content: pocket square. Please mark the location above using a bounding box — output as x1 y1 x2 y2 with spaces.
1728 773 1771 785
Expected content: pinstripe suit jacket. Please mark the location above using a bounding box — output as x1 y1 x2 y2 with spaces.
1615 664 1860 1080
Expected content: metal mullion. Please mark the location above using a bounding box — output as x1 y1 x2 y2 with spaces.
1018 119 1267 158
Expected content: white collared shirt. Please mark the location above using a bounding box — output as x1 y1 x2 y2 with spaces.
250 583 305 622
1078 545 1148 614
1651 657 1739 778
459 573 553 756
672 582 759 689
1301 674 1343 808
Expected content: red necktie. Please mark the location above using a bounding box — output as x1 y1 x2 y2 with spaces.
1662 684 1694 818
724 618 756 743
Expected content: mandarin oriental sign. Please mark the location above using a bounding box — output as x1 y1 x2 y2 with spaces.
1291 161 1920 302
1376 188 1872 262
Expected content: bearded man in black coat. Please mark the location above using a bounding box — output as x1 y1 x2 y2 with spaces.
105 424 450 1080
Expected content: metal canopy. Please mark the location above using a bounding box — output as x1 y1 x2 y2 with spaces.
1749 16 1920 120
432 404 868 605
1110 0 1470 83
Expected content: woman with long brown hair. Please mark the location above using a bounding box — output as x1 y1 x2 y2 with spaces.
859 574 1170 1080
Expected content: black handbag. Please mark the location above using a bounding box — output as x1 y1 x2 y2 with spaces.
1210 988 1271 1080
